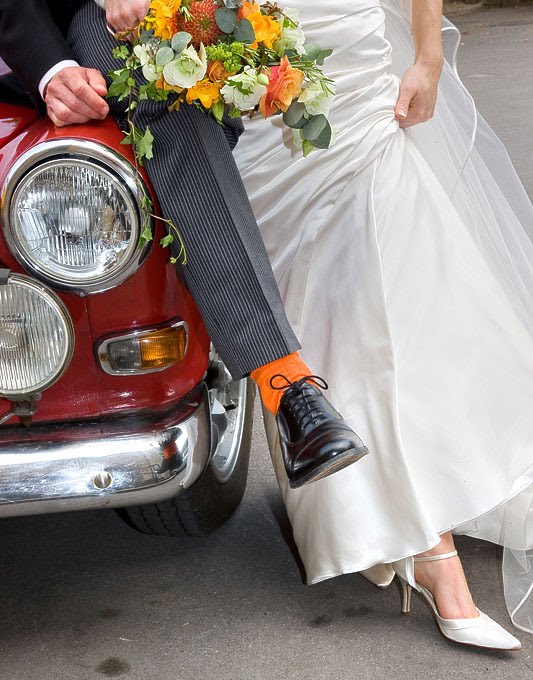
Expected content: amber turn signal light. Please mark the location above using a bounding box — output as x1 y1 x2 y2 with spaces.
98 322 188 375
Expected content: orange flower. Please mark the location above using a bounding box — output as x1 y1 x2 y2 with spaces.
156 74 183 94
237 1 260 19
248 13 281 49
238 2 280 49
145 0 182 40
185 78 222 108
259 57 304 118
207 60 233 82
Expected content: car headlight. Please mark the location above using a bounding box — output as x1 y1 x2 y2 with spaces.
0 272 74 397
1 140 152 294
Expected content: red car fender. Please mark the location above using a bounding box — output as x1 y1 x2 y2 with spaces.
0 109 211 424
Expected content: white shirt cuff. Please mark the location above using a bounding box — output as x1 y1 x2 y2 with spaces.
38 60 80 99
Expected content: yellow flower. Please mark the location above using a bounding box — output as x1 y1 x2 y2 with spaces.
145 0 182 41
238 2 280 49
185 79 222 108
246 12 281 49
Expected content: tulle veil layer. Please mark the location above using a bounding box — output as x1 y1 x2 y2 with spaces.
382 0 533 633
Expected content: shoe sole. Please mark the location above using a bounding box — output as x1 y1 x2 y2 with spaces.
288 446 369 489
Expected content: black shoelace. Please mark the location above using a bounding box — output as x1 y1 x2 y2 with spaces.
269 374 329 391
269 375 330 430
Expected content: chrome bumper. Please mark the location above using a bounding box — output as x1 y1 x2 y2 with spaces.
0 384 211 518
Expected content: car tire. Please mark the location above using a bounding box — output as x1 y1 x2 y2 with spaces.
117 370 254 537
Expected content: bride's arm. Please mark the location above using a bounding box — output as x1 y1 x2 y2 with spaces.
394 0 444 128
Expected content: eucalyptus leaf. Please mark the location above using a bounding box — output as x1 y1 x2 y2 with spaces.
222 0 241 7
171 31 192 53
156 46 175 66
301 114 328 142
316 48 333 66
283 101 307 129
233 18 255 44
313 120 332 148
215 7 237 33
303 42 321 62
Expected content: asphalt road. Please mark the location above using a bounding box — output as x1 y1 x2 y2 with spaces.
0 7 532 680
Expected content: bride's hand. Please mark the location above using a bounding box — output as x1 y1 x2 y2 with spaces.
104 0 151 34
394 59 443 128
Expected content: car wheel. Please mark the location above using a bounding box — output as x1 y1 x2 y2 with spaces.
117 355 254 537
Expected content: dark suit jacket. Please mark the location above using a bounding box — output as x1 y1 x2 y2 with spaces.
0 0 86 110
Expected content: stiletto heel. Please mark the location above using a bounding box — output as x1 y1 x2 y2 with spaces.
391 551 522 651
399 578 412 615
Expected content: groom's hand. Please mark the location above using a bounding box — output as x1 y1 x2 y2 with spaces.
105 0 151 34
44 67 109 127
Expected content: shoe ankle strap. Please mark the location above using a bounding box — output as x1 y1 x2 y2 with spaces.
414 550 458 563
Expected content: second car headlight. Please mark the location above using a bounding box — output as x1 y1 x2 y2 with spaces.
2 140 152 294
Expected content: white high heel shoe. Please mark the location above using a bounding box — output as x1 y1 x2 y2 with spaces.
392 551 522 651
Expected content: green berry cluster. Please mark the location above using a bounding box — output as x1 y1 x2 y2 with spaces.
206 42 245 74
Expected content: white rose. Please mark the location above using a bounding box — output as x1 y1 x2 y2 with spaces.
273 9 305 56
220 67 267 111
163 44 207 89
298 80 336 116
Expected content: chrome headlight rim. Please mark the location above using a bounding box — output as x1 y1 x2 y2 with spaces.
1 139 153 295
0 272 75 398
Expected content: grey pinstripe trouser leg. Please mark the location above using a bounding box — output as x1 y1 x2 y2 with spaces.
68 2 300 379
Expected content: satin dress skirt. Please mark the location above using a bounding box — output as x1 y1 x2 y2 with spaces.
233 1 533 631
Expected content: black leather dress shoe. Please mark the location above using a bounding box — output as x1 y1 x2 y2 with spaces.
274 376 369 489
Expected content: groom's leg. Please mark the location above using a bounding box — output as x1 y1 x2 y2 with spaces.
68 3 369 488
69 2 299 379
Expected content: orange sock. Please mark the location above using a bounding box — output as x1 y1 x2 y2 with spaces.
250 352 313 415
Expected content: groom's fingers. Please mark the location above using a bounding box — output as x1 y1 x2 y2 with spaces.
105 0 151 33
44 67 109 126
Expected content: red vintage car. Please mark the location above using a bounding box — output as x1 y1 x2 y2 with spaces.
0 60 254 535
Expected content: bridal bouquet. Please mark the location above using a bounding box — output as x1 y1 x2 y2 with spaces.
109 0 336 160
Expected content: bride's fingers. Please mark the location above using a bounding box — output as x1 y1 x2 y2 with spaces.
394 82 416 121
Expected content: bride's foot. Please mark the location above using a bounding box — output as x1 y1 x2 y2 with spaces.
392 535 522 651
413 546 478 620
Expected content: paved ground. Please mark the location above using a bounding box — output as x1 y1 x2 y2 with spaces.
0 7 532 680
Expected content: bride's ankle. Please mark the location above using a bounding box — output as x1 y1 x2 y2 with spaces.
414 554 478 619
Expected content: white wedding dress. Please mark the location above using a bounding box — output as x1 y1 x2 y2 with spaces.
233 1 533 633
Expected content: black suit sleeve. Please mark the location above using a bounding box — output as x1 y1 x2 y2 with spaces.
0 0 80 110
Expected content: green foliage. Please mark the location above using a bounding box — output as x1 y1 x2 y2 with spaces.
160 233 174 248
139 82 170 102
171 31 192 53
211 99 225 124
135 126 155 163
302 139 314 157
112 45 130 60
303 43 332 66
156 45 175 66
301 114 331 148
233 18 255 44
283 100 307 129
107 67 134 101
215 7 238 33
206 42 245 74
